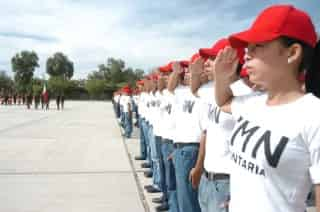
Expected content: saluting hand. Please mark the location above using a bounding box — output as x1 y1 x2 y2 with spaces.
172 61 184 75
214 46 239 79
168 62 183 92
189 57 204 76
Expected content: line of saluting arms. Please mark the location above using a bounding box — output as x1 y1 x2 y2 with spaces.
112 4 320 212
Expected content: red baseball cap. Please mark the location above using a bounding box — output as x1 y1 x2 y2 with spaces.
199 39 229 58
199 38 245 64
229 5 317 48
180 60 189 68
159 62 173 73
190 53 200 63
122 86 132 94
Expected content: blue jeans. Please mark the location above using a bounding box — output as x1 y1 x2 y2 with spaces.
173 145 201 212
148 127 160 188
142 121 152 166
199 174 230 212
124 112 132 138
133 103 139 121
138 118 147 158
155 137 167 196
120 106 125 127
161 140 179 212
116 103 120 118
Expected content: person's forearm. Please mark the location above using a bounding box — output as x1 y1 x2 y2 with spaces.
191 73 201 96
215 74 237 107
168 72 179 93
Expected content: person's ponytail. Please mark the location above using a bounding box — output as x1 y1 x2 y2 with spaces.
305 41 320 98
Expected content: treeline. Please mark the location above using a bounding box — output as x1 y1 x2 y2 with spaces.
0 50 144 100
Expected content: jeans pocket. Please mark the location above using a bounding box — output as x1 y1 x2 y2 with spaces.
181 147 198 160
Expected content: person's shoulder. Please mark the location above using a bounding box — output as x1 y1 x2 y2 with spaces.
300 94 320 113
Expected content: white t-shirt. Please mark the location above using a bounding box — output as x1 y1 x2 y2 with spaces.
113 95 120 103
198 81 214 103
197 81 215 130
144 93 152 123
138 92 146 118
230 79 254 97
132 95 139 105
159 89 176 140
172 85 204 143
199 82 236 173
229 93 320 212
152 91 163 136
205 105 235 173
119 95 132 113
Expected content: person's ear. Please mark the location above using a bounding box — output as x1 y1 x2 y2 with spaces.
287 43 303 64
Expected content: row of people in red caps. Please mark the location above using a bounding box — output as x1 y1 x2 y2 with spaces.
113 4 320 212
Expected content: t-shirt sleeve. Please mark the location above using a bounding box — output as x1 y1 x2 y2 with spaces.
304 120 320 184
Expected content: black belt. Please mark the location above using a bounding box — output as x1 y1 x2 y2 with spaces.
204 170 229 181
162 139 173 144
174 143 199 149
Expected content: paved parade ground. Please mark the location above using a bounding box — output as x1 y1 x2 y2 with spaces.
0 101 148 212
0 101 315 212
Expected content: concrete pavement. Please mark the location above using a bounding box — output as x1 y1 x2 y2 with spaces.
0 101 145 212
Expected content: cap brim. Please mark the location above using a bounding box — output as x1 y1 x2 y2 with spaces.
159 67 172 73
159 67 167 72
180 61 189 68
229 29 280 48
199 48 218 58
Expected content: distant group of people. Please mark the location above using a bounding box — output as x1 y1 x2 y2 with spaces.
113 86 139 138
112 4 319 212
0 92 65 111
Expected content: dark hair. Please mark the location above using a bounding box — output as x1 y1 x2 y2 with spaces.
236 63 243 77
280 36 320 98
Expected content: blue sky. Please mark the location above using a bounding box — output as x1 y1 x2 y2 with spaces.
0 0 319 79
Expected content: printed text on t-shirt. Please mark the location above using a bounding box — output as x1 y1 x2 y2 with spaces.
230 116 289 169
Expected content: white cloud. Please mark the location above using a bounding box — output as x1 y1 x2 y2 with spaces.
0 0 318 79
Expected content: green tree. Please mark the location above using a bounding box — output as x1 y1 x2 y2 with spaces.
48 76 68 95
89 57 145 90
85 79 106 99
11 50 39 94
0 71 14 95
32 77 44 96
81 57 146 99
46 52 74 79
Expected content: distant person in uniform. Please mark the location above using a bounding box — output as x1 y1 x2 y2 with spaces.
13 93 17 105
34 94 40 109
61 94 65 110
26 93 32 109
22 94 26 105
43 92 49 110
56 95 61 110
40 94 44 109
